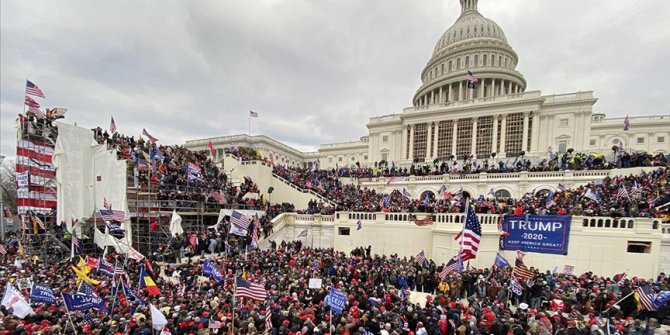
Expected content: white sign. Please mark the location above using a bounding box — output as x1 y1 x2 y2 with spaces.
563 264 575 275
16 171 29 192
308 278 322 289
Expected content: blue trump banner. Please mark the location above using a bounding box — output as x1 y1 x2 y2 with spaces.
202 259 224 283
30 284 57 305
500 215 571 255
324 288 347 315
61 292 105 312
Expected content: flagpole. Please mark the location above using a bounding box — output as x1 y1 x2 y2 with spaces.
61 292 79 335
232 275 236 335
248 110 251 136
109 260 120 312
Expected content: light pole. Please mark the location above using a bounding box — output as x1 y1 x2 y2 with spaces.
0 154 5 241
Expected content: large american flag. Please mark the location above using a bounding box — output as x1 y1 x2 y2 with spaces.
264 305 272 334
28 106 46 119
512 251 534 280
24 96 40 108
467 70 478 83
100 209 125 222
26 80 45 98
234 277 266 301
208 190 225 204
230 211 250 230
454 204 481 261
142 128 159 142
636 287 656 311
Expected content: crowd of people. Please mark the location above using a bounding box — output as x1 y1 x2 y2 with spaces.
1 240 669 334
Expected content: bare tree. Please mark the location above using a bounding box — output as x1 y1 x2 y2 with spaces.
1 159 17 212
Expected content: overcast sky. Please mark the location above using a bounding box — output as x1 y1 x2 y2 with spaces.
1 0 669 160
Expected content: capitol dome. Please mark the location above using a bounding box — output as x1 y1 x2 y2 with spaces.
413 0 526 107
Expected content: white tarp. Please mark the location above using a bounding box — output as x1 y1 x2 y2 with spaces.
54 122 130 241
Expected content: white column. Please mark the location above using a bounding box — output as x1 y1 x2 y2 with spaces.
458 81 463 101
430 91 435 105
522 112 530 153
508 81 513 95
479 79 485 98
492 115 499 153
439 86 443 103
500 114 507 156
409 124 415 162
402 126 408 159
433 122 440 158
531 112 540 153
448 83 452 102
451 120 458 156
426 123 432 161
471 117 478 157
491 79 496 97
500 80 506 95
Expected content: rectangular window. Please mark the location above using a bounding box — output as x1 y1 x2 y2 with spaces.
363 155 368 160
505 113 524 156
456 118 473 159
381 153 388 162
436 120 454 160
658 137 665 143
412 123 428 162
338 227 350 236
637 137 645 144
328 157 333 163
475 116 493 158
559 119 569 127
558 140 568 154
627 241 651 253
338 157 343 162
382 135 389 142
589 139 596 146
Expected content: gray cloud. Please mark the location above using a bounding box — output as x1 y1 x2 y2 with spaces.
2 0 669 160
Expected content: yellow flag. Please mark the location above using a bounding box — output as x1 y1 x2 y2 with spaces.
71 265 101 286
76 256 91 275
18 241 24 256
242 269 247 279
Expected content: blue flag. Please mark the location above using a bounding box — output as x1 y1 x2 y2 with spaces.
494 253 510 268
121 280 145 305
30 284 57 305
324 288 347 315
78 282 96 296
61 292 105 312
97 258 115 277
203 259 224 283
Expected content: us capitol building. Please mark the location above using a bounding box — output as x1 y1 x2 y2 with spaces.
186 0 670 168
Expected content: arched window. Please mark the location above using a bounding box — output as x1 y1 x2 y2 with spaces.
483 55 487 66
504 58 508 67
457 58 461 69
494 190 511 198
441 64 445 74
420 191 435 202
449 60 452 71
491 54 495 66
498 56 502 66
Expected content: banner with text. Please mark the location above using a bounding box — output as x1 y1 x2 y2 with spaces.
500 215 571 255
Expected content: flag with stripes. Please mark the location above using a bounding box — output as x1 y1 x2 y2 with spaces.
234 277 267 301
415 250 428 268
509 275 524 297
110 116 117 133
0 244 7 255
264 305 272 334
439 254 463 280
24 96 40 108
97 258 115 277
513 251 534 280
454 203 481 261
297 228 308 237
230 210 250 229
100 210 125 223
467 70 478 83
208 190 226 204
142 128 159 142
617 187 629 199
16 139 56 214
249 110 259 118
635 287 656 311
28 106 46 119
71 232 82 255
623 116 630 131
26 80 45 98
631 181 641 195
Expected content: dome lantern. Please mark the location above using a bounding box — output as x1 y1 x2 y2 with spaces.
460 0 478 14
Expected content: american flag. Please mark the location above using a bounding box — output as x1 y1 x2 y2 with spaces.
251 218 260 243
631 181 641 195
636 287 656 311
110 116 117 133
617 186 629 199
208 190 226 204
467 70 478 83
142 128 159 142
297 228 308 237
454 204 481 261
28 106 46 119
234 277 267 301
512 251 534 280
71 232 81 255
415 250 428 267
557 183 567 192
249 110 259 118
613 272 627 286
24 96 40 108
26 80 45 98
264 305 272 334
231 211 250 230
100 209 125 222
439 255 463 279
0 244 7 255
